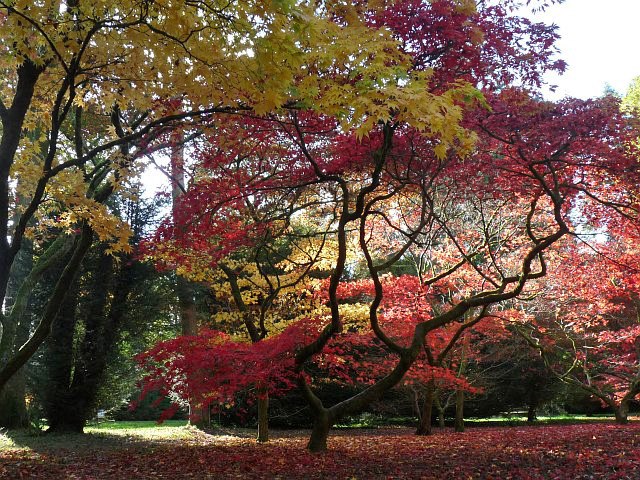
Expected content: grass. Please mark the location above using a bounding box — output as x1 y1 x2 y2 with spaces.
87 419 188 431
465 413 621 427
334 412 625 429
0 420 194 453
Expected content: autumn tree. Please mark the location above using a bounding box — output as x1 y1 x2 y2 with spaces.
513 232 640 424
145 116 336 441
0 0 446 404
135 0 640 452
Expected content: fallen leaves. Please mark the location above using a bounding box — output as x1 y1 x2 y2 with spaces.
1 423 639 479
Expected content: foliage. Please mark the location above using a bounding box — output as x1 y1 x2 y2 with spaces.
3 0 474 392
511 234 640 421
137 0 640 451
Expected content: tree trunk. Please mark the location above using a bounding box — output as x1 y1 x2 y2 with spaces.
178 278 209 429
43 242 138 434
416 381 434 435
435 393 445 428
170 133 208 429
44 284 80 433
526 381 540 422
0 243 32 429
614 402 629 425
47 410 85 434
257 389 269 443
189 403 211 428
0 374 28 428
307 410 332 453
0 309 30 429
454 389 464 432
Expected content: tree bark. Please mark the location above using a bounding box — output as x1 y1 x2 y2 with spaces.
307 409 332 453
257 389 269 443
0 374 28 429
416 381 434 435
614 402 629 425
44 283 82 433
169 131 210 428
435 394 446 428
0 225 94 391
0 237 33 428
454 389 464 432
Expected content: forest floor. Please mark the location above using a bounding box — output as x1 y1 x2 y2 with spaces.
1 421 639 479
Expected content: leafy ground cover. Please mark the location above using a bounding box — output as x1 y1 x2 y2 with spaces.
1 422 639 479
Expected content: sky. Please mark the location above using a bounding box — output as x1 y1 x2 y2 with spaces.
529 0 640 100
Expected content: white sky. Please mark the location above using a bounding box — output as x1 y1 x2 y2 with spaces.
530 0 640 100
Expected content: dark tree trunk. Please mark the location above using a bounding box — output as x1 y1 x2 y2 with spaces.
454 389 464 432
0 374 28 428
0 305 31 428
176 278 209 428
526 381 540 422
614 402 629 425
44 245 136 433
307 410 332 453
416 381 434 435
0 241 33 429
178 277 210 429
257 390 269 443
44 285 82 433
435 394 446 428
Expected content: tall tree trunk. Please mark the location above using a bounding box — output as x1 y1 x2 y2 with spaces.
0 375 28 428
257 388 269 443
170 132 208 428
454 332 469 433
416 381 434 435
177 278 198 336
0 239 33 428
526 380 540 422
44 285 83 433
614 402 629 425
67 253 135 431
435 394 446 428
454 389 464 432
44 244 135 433
307 409 332 453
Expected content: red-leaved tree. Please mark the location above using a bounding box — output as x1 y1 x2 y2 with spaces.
139 0 639 452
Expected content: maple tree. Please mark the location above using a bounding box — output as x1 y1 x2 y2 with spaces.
513 230 640 424
1 0 464 406
138 0 640 452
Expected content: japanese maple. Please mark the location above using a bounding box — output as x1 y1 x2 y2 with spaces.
513 232 640 424
139 0 640 453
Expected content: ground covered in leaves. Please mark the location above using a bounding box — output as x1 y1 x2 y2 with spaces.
1 422 639 479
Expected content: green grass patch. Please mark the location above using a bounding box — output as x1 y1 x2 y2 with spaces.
86 420 188 430
466 413 616 427
1 420 196 453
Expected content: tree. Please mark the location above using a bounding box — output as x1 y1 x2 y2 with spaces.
1 0 445 393
34 194 162 433
514 233 640 424
138 0 639 452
